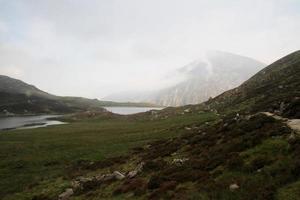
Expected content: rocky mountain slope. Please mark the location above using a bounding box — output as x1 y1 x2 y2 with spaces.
49 51 299 200
105 51 266 106
206 50 300 118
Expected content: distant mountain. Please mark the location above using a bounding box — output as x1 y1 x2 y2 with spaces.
104 51 266 106
0 75 54 99
0 75 158 116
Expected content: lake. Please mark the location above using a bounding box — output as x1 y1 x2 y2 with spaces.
104 106 163 115
0 115 66 131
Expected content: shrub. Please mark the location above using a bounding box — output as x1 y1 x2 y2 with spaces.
148 175 165 190
114 178 147 195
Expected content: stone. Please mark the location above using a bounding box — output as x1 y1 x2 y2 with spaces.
127 162 145 178
229 183 240 191
184 109 191 113
58 188 73 200
113 171 125 180
172 158 189 165
127 170 138 178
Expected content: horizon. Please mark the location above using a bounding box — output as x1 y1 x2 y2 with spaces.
0 0 299 99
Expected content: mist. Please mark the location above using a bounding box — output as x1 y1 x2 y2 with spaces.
0 0 299 99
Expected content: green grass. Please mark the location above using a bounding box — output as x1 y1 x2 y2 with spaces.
276 180 300 200
0 112 217 199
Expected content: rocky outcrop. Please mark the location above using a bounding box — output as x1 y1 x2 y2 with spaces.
58 162 144 199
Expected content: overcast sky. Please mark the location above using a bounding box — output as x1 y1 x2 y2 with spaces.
0 0 299 98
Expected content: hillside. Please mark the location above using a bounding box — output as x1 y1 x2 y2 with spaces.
105 51 265 106
207 50 300 118
0 75 158 116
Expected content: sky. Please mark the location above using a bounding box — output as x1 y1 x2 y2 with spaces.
0 0 299 99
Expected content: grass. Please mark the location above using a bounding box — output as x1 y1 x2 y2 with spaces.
0 112 217 199
276 180 300 200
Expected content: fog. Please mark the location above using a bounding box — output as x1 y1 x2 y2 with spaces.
0 0 299 99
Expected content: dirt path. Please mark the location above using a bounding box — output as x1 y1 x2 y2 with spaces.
261 112 300 134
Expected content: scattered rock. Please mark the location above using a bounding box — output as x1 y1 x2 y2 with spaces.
58 188 73 200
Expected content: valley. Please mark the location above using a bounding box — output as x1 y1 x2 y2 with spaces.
0 51 299 199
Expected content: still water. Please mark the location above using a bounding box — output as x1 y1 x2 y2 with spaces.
0 115 66 131
104 107 163 115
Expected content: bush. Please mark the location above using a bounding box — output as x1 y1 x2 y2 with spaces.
226 153 244 171
148 175 165 190
114 178 147 195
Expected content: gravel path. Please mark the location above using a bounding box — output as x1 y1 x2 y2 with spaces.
261 112 300 134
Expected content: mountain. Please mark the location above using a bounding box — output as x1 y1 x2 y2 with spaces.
206 50 300 118
104 51 266 106
0 75 158 116
0 75 54 99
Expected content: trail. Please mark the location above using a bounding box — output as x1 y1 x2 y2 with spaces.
261 112 300 134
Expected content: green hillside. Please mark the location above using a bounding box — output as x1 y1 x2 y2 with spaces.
0 75 158 116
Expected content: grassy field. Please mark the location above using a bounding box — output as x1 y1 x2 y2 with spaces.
0 112 217 199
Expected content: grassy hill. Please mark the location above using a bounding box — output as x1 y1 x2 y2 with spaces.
0 75 158 116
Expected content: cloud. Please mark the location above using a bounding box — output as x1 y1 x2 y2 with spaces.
0 0 299 98
0 66 23 78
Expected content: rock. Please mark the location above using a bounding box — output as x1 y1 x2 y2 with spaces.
58 188 73 200
184 109 190 113
288 132 296 141
229 183 239 191
172 158 189 165
127 170 138 179
97 173 116 182
185 127 192 131
127 162 145 178
113 171 125 180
